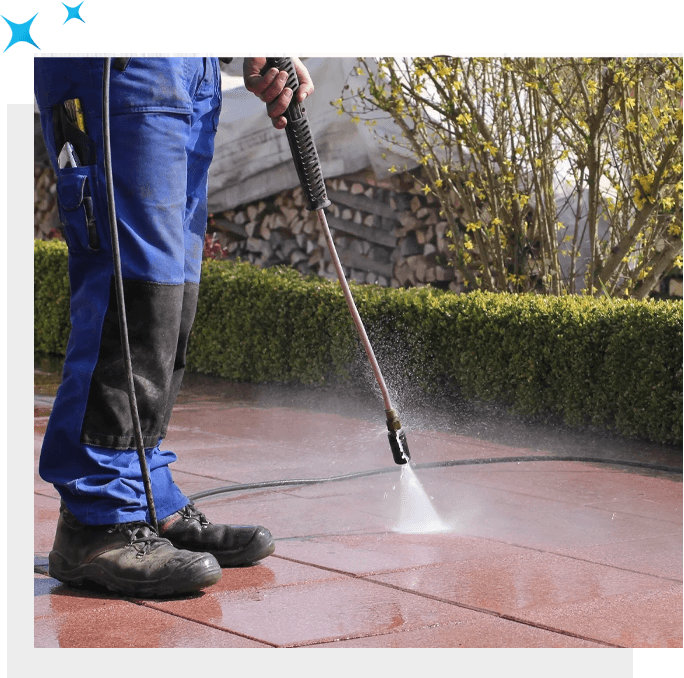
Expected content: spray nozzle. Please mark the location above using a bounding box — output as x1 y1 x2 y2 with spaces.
386 409 410 465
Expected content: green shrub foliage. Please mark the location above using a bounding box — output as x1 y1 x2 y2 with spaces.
35 241 683 444
34 240 71 356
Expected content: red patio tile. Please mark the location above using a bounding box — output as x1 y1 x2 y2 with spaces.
34 577 268 648
32 384 682 651
167 405 384 459
167 469 241 499
292 530 681 648
306 617 605 648
165 427 393 486
163 405 543 483
437 463 682 523
274 533 515 576
145 577 474 647
366 547 677 618
516 584 683 648
554 534 683 581
35 425 59 498
190 477 402 539
35 575 140 619
415 470 681 554
410 429 560 464
34 493 60 555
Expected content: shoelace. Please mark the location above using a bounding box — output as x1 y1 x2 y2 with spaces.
179 503 210 527
108 522 170 557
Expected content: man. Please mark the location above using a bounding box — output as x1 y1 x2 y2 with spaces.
35 56 314 598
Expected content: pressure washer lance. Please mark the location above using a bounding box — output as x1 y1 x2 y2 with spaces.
264 57 410 465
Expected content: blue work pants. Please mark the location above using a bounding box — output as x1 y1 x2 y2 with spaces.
35 57 222 525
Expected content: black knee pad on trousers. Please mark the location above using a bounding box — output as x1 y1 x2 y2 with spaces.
80 279 199 449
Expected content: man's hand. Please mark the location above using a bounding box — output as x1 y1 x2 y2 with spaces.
243 57 314 130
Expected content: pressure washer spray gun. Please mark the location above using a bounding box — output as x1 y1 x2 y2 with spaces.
264 57 410 465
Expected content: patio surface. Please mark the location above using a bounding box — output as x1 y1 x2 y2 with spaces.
33 370 682 653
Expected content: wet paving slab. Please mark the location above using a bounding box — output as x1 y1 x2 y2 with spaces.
31 375 682 652
306 617 606 648
34 574 269 648
144 575 478 647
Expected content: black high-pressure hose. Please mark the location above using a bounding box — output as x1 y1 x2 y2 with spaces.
102 58 158 531
189 455 682 502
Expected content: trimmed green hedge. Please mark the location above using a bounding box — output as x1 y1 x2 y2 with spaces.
34 239 683 444
34 239 71 356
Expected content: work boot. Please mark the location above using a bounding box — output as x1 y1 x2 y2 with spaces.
48 503 222 598
158 502 275 567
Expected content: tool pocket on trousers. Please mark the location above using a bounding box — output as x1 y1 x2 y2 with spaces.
107 58 194 115
56 170 101 254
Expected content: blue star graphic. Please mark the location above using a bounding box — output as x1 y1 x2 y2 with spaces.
63 2 85 24
2 13 40 52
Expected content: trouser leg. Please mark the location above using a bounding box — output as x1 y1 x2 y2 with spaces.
35 57 221 525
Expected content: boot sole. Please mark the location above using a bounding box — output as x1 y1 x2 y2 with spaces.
213 536 276 568
48 551 222 598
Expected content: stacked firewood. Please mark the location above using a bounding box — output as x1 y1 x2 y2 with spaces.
208 171 465 292
34 165 58 240
34 161 465 292
390 189 462 290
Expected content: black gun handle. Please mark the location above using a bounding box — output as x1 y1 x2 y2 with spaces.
265 57 331 212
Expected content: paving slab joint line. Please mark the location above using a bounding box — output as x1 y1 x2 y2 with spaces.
495 614 623 649
470 535 684 585
35 490 59 502
272 555 621 648
271 553 366 578
283 624 451 648
138 600 279 648
177 467 247 482
363 577 624 648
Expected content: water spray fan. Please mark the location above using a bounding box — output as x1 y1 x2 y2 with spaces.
265 57 410 465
